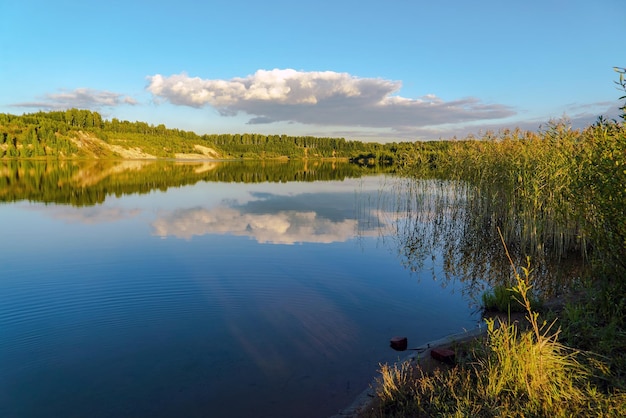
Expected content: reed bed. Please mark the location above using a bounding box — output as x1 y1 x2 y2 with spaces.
439 120 624 275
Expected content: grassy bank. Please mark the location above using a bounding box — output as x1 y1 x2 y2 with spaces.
366 279 626 417
363 240 626 417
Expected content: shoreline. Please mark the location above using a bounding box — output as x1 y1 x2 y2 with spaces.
331 296 573 417
330 326 487 418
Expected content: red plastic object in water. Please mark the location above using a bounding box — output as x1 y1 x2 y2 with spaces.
390 336 408 351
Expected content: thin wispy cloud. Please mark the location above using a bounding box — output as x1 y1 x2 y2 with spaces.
14 88 137 110
35 206 142 224
146 69 516 130
392 101 622 140
563 101 621 128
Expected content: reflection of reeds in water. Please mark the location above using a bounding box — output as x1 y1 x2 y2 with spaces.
381 178 520 297
368 168 582 296
358 176 502 298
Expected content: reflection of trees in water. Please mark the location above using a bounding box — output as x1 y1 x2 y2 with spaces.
0 159 391 206
369 178 587 299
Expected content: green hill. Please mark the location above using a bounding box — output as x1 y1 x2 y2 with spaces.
0 109 415 162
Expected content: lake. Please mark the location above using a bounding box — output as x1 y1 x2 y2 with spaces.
0 160 481 417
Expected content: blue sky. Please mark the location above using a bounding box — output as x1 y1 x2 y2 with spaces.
1 0 624 142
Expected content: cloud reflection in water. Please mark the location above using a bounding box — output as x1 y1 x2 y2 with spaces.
151 180 397 244
153 206 359 244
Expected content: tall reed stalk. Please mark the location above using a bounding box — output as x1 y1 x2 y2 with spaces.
476 231 589 415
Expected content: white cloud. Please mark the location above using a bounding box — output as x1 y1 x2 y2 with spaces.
146 69 515 130
14 88 137 110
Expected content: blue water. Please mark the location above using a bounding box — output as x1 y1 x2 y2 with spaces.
0 175 480 417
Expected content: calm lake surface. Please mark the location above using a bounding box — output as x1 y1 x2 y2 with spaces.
0 160 481 418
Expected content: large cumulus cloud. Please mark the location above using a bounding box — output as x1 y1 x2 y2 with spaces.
146 69 515 129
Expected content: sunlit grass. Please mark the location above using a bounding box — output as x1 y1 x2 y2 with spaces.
365 236 626 417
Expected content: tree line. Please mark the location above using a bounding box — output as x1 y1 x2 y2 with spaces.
0 109 453 163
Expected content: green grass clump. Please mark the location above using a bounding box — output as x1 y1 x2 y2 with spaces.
481 283 540 313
